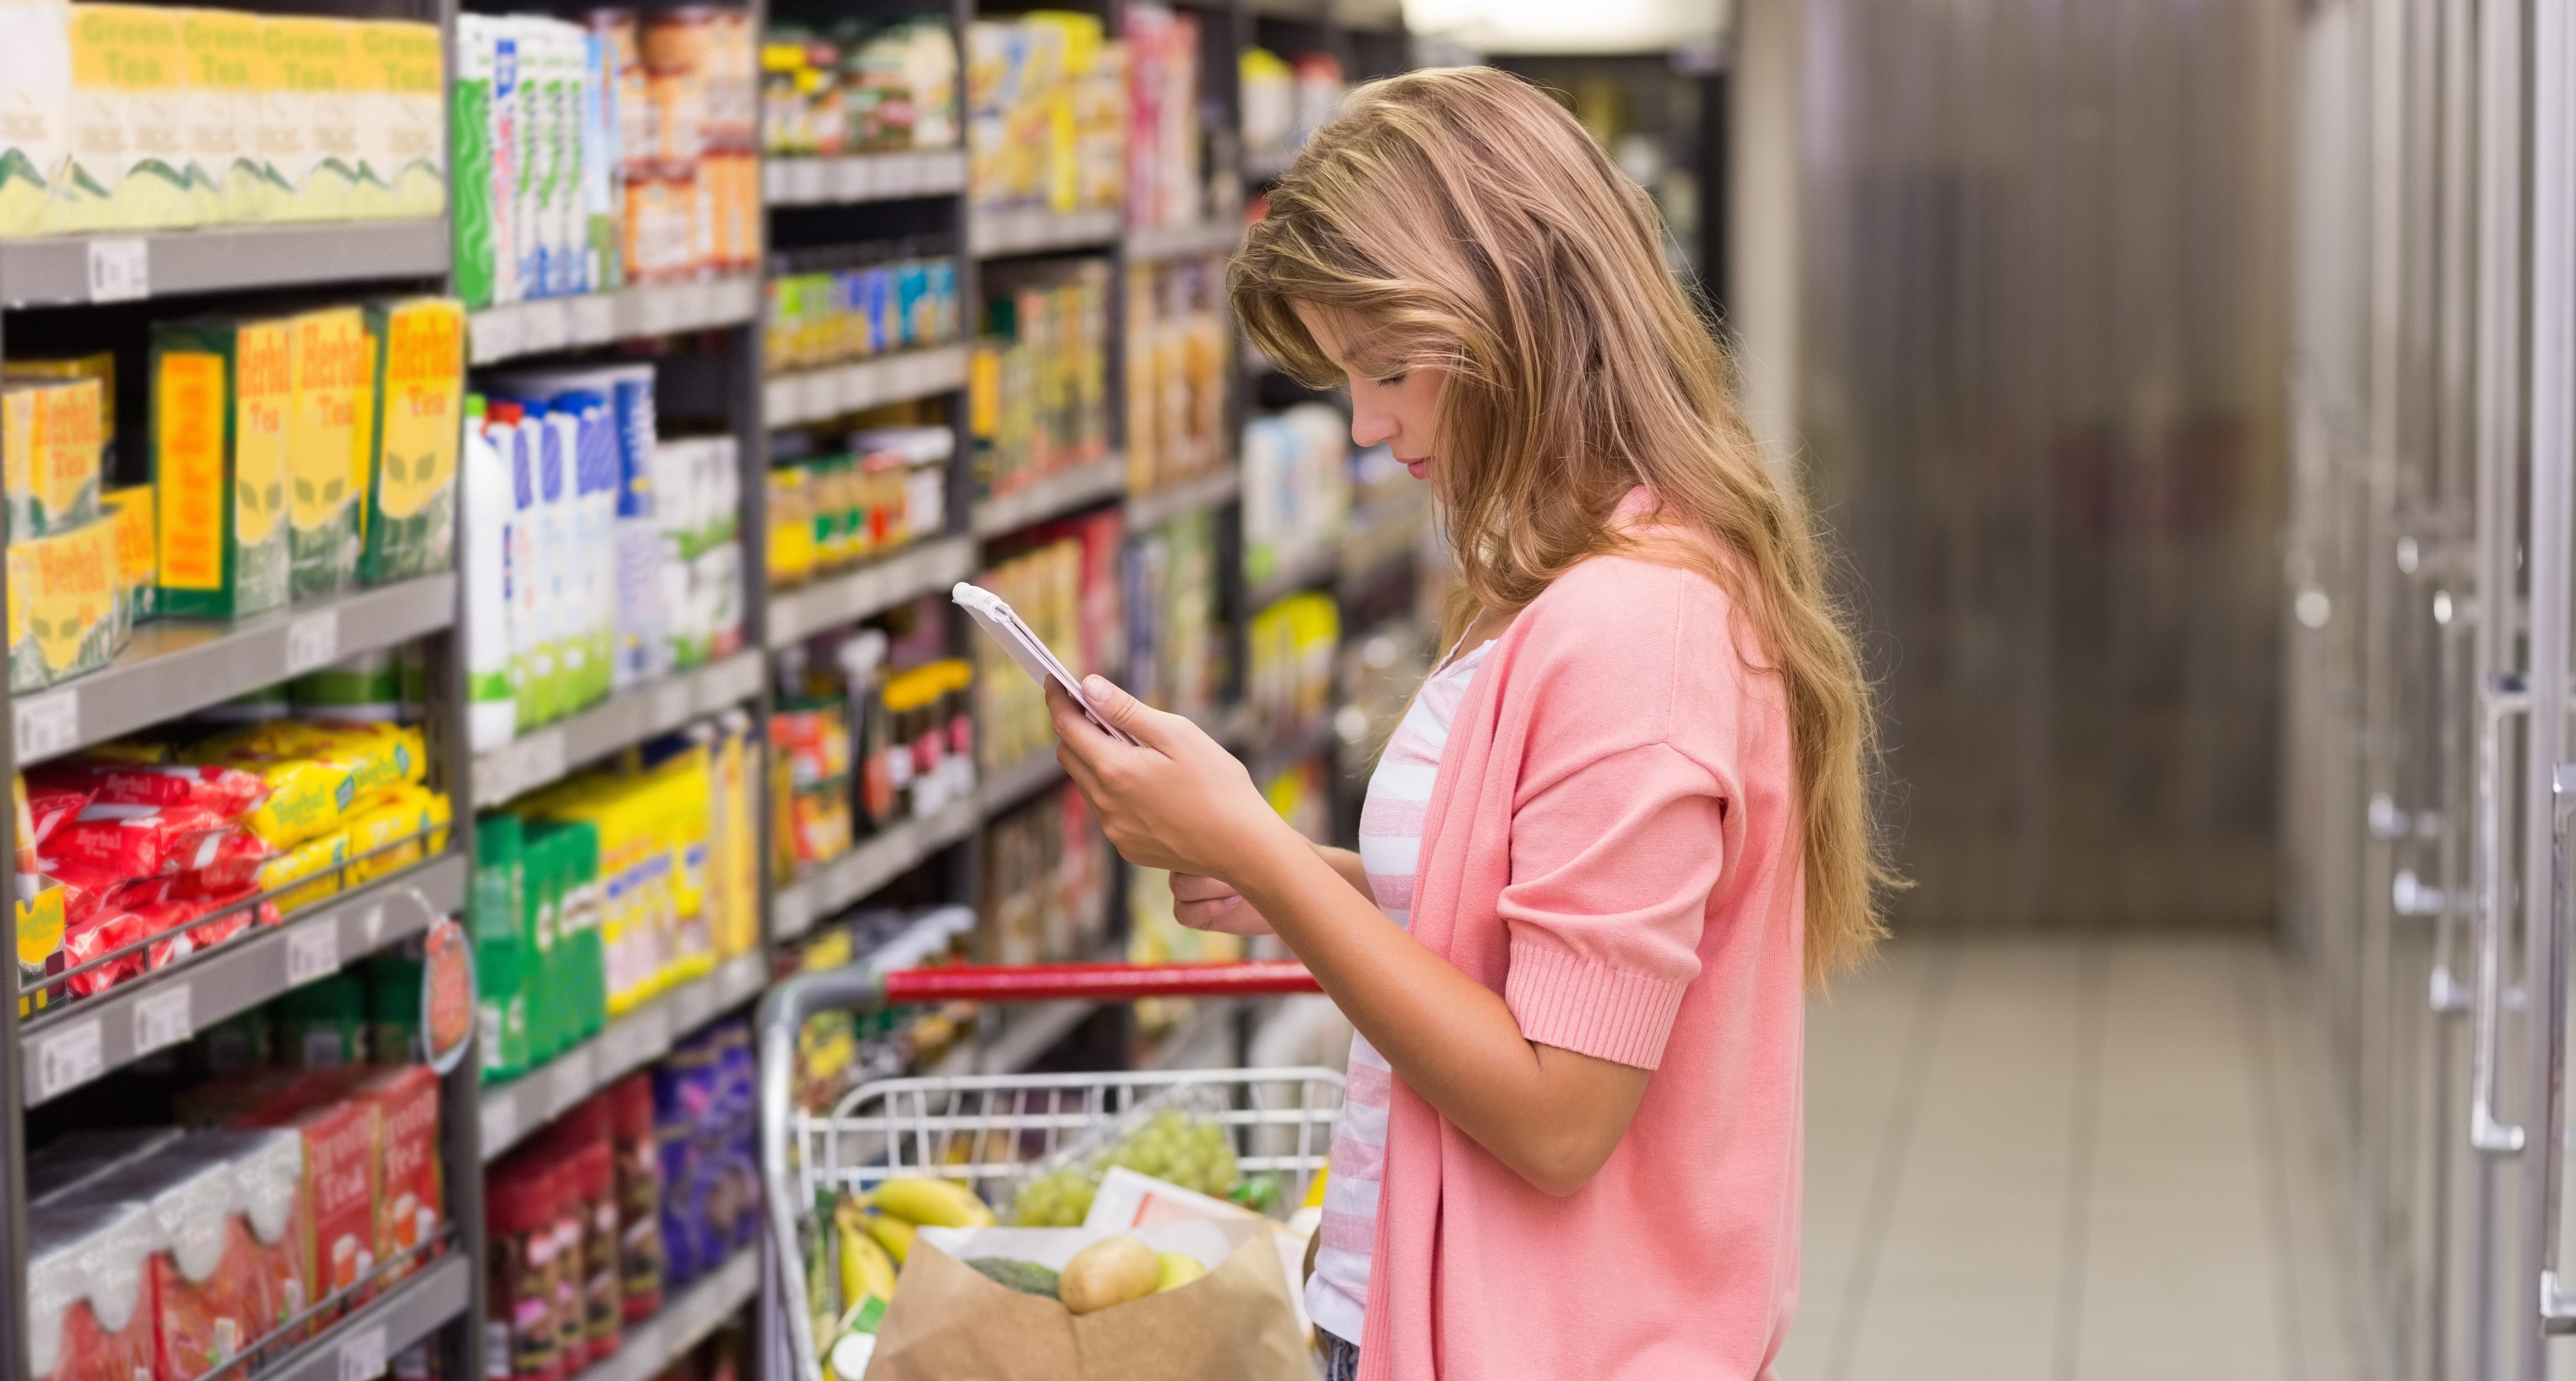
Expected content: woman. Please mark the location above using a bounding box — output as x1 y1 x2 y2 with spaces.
1046 67 1889 1379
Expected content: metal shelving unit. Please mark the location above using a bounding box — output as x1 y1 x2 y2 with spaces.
477 952 769 1160
970 455 1130 537
0 221 452 308
761 344 972 429
468 276 763 366
766 536 979 650
763 149 970 207
570 1250 759 1381
1125 466 1242 531
771 796 979 942
967 207 1125 258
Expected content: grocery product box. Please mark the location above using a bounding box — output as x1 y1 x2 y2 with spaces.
360 298 464 584
26 1199 157 1381
350 1064 441 1277
61 4 197 233
7 517 122 691
284 306 371 599
100 484 157 625
355 21 443 220
242 1079 382 1311
0 0 73 237
181 8 261 224
258 17 364 224
152 317 293 619
3 376 104 542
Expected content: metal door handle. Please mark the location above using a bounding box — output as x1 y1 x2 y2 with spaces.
2537 764 2576 1330
2474 675 2531 1151
2449 675 2525 1021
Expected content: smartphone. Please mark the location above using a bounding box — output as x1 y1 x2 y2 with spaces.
951 583 1141 745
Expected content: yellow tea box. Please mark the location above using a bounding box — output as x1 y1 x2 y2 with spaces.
361 297 462 584
2 377 102 541
356 21 441 219
99 483 153 624
286 305 369 599
257 16 360 222
179 7 260 223
152 316 291 618
7 517 120 689
61 4 195 232
0 0 72 237
6 352 116 449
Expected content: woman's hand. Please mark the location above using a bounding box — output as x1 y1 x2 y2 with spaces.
1170 873 1277 936
1046 676 1299 881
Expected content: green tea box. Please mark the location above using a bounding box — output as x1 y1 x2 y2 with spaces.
0 0 71 237
152 316 291 618
61 4 196 232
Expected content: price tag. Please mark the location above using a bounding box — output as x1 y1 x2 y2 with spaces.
16 688 79 762
640 285 683 337
602 1002 672 1072
669 978 713 1034
572 293 616 344
713 277 756 323
515 730 565 798
337 1325 387 1381
37 1019 103 1101
87 237 149 303
284 610 340 675
773 885 813 939
132 984 194 1056
285 921 341 986
479 1094 519 1154
359 903 387 949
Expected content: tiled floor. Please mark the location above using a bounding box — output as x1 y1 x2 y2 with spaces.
1777 936 2377 1381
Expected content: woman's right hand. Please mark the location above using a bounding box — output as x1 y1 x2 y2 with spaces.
1171 873 1278 936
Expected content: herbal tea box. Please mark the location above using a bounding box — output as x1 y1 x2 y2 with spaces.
286 306 370 599
98 484 154 624
152 317 291 618
361 298 464 584
0 0 72 237
2 377 103 541
7 517 120 691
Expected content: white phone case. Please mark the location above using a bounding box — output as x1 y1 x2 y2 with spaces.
952 583 1141 745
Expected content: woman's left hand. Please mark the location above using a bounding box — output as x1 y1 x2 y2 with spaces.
1046 676 1292 880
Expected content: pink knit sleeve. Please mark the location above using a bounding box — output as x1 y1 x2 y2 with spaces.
1497 740 1724 1069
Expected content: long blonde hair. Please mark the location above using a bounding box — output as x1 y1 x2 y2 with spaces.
1231 67 1893 984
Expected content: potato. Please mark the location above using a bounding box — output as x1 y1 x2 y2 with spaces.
1059 1235 1161 1313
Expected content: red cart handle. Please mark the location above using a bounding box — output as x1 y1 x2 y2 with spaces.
882 959 1323 1004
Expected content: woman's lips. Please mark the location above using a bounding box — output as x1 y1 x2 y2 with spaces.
1404 457 1431 480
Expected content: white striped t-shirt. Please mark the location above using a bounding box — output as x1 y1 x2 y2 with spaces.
1305 638 1494 1347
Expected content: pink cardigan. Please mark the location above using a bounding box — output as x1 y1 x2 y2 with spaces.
1355 545 1805 1380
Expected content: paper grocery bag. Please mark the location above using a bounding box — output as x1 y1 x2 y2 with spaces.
864 1219 1311 1381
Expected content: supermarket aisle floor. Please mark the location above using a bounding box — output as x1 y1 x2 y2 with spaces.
1778 937 2374 1381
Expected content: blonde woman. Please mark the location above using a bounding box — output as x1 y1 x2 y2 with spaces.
1046 67 1889 1380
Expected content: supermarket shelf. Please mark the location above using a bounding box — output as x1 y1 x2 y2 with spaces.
767 535 977 649
763 344 970 428
575 1249 759 1381
969 206 1124 258
260 1254 471 1381
771 794 979 942
977 751 1068 815
1245 547 1338 610
11 574 458 767
0 220 449 309
976 998 1096 1074
1243 148 1298 182
1124 467 1241 531
1247 713 1340 783
471 651 766 809
1124 219 1243 262
478 950 768 1160
23 853 467 1108
763 148 969 207
469 276 762 366
972 456 1128 537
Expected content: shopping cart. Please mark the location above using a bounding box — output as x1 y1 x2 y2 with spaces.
758 957 1345 1381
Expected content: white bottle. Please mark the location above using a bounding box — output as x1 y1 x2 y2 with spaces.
538 401 582 712
462 396 517 752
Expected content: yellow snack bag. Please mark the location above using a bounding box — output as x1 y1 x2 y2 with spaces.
343 782 448 885
222 756 358 847
262 830 348 912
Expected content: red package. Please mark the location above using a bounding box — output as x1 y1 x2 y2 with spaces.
25 780 93 847
349 1067 442 1282
170 833 279 898
239 1084 381 1317
59 905 147 996
28 1200 157 1381
226 1129 314 1342
34 761 269 819
51 804 237 876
